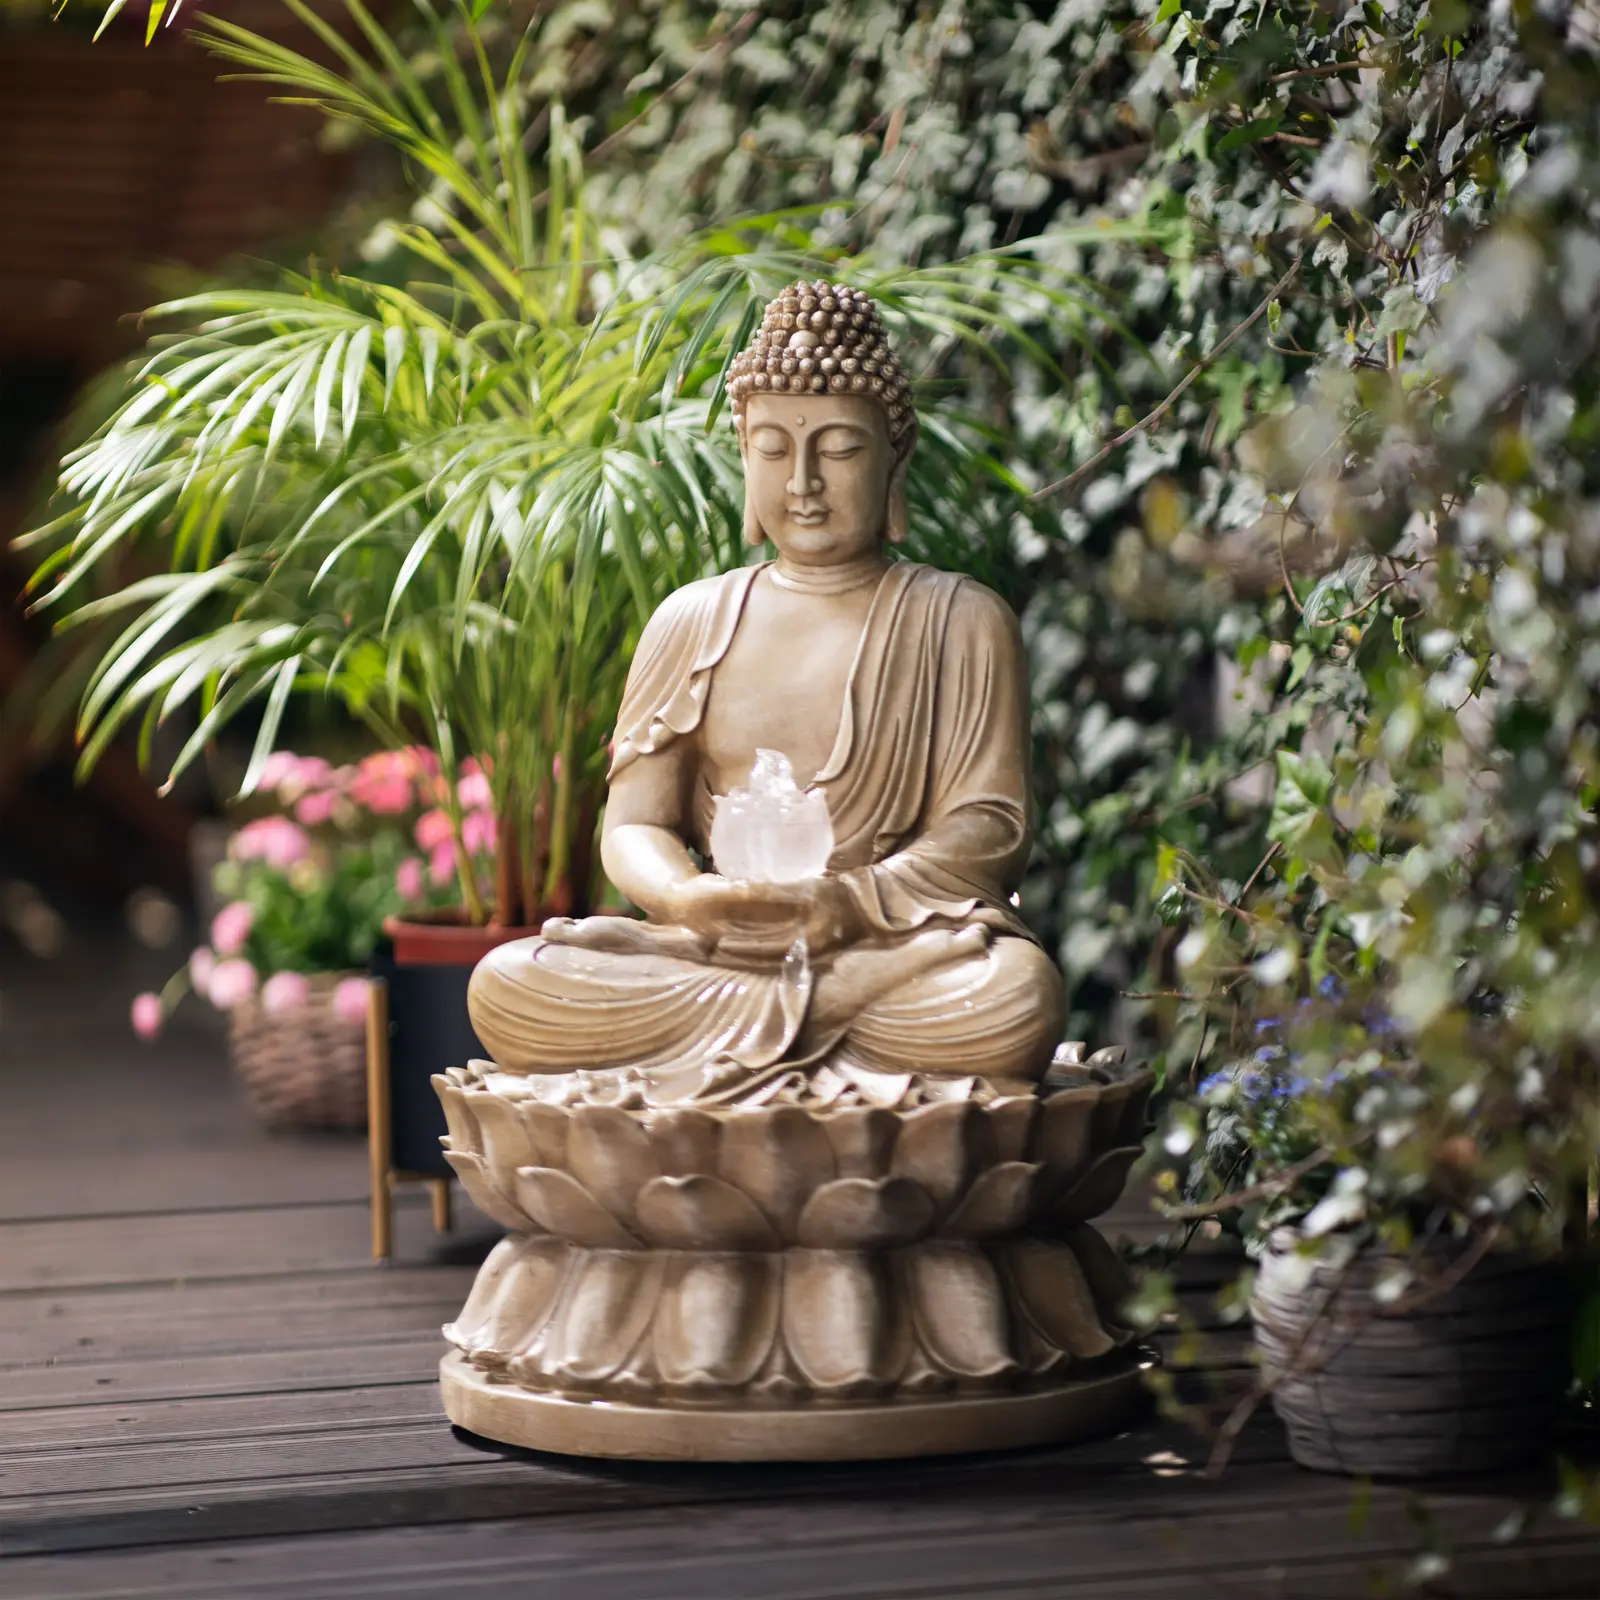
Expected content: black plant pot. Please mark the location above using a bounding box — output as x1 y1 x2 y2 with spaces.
1252 1229 1572 1478
366 916 534 1249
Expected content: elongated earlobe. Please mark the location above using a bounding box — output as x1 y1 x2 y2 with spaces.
742 489 767 548
885 462 910 546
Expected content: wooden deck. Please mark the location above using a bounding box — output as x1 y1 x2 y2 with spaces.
2 932 1597 1598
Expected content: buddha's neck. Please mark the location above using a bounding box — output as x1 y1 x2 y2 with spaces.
768 550 888 596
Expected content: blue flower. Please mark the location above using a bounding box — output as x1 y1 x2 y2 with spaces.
1197 1072 1230 1096
1319 974 1343 999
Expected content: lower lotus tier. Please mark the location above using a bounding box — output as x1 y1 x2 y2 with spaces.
444 1228 1138 1410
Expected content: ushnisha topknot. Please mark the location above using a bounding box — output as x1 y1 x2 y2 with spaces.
727 280 917 463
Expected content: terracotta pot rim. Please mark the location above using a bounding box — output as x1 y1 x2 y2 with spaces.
383 912 539 967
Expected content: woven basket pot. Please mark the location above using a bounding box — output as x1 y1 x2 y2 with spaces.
1252 1228 1570 1478
228 973 368 1132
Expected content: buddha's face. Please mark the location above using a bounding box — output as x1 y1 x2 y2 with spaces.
742 394 896 565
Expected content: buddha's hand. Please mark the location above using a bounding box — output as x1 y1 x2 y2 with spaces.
666 873 864 960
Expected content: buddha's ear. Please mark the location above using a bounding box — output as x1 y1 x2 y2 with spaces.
741 480 767 548
885 456 911 546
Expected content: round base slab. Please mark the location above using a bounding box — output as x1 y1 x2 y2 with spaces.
440 1350 1150 1462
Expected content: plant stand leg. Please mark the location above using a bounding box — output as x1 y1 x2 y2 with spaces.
429 1178 454 1234
366 980 394 1262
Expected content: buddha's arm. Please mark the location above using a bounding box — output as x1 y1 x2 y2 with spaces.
599 743 701 923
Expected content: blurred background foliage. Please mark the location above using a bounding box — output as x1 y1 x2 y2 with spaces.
14 1 1600 1249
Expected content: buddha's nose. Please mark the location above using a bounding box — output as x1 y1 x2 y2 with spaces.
788 435 824 497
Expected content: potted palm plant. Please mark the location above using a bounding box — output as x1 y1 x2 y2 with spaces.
21 0 1134 1176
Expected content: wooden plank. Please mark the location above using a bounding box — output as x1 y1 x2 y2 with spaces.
0 1336 446 1413
0 1383 446 1453
0 1199 497 1294
3 1468 1595 1597
0 1267 475 1370
0 1410 1294 1557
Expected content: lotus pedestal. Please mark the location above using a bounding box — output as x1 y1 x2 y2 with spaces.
432 1059 1154 1461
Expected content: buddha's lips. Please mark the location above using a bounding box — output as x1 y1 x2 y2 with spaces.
786 507 828 525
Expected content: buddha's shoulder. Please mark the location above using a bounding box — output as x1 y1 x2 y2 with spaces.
897 562 1022 639
639 567 755 638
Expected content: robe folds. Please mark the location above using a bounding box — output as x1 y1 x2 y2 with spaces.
468 560 1067 1098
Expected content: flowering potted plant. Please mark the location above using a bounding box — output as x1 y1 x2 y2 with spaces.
1165 974 1580 1480
132 748 495 1128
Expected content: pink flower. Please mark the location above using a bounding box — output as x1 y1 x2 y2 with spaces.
429 842 457 887
457 770 491 810
396 856 425 901
552 752 563 783
232 817 311 868
261 970 311 1015
402 746 440 777
333 976 371 1027
415 808 454 851
294 789 339 826
211 900 255 956
130 992 163 1040
462 809 496 856
259 751 300 790
189 945 216 999
208 959 258 1009
348 752 413 815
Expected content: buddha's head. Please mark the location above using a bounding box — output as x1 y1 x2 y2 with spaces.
727 282 916 565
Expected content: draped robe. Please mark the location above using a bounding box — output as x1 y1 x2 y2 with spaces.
468 561 1066 1099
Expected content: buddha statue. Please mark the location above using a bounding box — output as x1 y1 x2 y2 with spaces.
432 284 1153 1461
468 281 1066 1105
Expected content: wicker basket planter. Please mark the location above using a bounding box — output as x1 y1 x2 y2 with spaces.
1252 1228 1571 1478
228 972 368 1131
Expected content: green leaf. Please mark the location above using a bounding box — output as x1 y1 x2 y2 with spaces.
342 324 372 444
1215 117 1282 156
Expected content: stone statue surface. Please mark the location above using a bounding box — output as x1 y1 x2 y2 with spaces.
468 281 1064 1105
433 284 1153 1460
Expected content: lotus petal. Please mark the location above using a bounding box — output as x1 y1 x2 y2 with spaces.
433 1078 482 1156
513 1166 640 1248
655 1252 780 1393
905 1241 1018 1381
986 1098 1037 1164
784 1249 904 1396
1061 1223 1138 1329
823 1106 900 1179
892 1102 996 1216
941 1161 1044 1237
634 1174 781 1251
1051 1145 1143 1224
443 1233 524 1350
1031 1086 1098 1193
648 1108 721 1177
472 1093 539 1179
718 1107 836 1238
1004 1236 1115 1359
1115 1068 1157 1149
443 1150 530 1232
1090 1080 1131 1149
567 1105 658 1228
795 1177 936 1249
521 1102 570 1169
538 1248 665 1386
448 1236 572 1367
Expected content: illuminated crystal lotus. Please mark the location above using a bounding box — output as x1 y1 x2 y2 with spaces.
709 749 834 883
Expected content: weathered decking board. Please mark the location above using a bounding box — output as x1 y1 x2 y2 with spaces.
1 936 1596 1596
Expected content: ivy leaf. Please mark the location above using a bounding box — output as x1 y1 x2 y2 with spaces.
1216 116 1282 156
